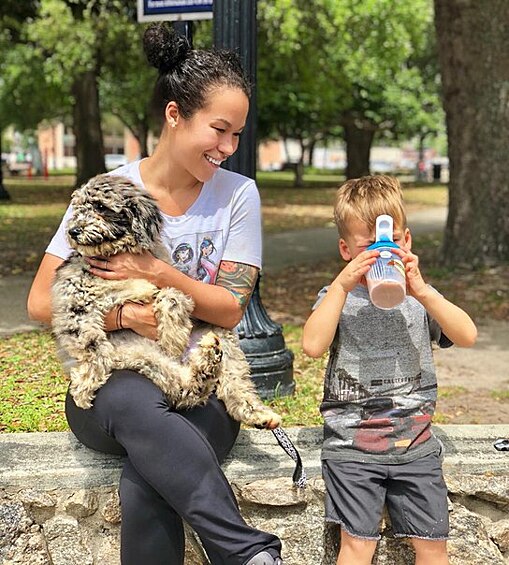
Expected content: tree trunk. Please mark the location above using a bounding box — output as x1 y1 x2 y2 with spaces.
114 113 151 159
416 133 429 182
72 70 106 187
133 123 150 159
293 139 305 188
434 0 509 266
307 138 316 167
294 159 304 188
343 119 375 179
0 133 10 200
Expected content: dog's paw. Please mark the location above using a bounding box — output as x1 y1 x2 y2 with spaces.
187 331 223 382
198 332 223 365
243 406 282 430
69 387 94 410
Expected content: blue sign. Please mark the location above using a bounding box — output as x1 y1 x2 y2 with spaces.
138 0 213 22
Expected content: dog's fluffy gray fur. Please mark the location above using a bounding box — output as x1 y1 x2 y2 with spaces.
52 174 280 429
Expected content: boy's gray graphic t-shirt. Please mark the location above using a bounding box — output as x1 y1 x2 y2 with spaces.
316 284 450 464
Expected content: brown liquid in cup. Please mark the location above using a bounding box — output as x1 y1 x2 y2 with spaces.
368 281 406 309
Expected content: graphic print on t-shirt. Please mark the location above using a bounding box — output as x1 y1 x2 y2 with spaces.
164 230 223 283
321 364 433 454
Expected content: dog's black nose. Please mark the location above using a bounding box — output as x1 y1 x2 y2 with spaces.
68 227 82 239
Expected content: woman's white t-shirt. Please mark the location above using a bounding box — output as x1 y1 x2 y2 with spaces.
46 160 263 282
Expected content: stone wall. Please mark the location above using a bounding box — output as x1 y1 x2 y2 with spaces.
1 425 508 564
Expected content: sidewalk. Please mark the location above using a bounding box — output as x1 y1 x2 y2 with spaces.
262 206 447 273
0 207 447 337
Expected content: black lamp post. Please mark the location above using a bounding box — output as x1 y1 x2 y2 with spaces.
213 0 295 399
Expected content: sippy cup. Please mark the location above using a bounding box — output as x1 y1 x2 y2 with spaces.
365 215 406 310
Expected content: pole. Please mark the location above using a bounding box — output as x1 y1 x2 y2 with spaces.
213 0 257 179
213 0 295 399
173 20 193 47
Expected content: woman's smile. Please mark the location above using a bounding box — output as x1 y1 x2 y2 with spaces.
205 154 223 167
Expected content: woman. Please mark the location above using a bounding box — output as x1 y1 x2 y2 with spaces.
27 23 283 565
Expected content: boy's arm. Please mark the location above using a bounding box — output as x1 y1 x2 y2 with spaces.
400 249 477 347
302 249 379 357
302 281 347 358
414 288 477 347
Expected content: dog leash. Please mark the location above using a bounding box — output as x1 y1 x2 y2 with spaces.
271 427 307 488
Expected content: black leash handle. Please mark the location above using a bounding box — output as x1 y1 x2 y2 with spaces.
271 427 307 488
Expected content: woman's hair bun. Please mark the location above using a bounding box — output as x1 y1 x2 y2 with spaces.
143 23 191 73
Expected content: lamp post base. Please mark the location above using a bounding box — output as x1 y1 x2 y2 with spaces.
236 276 295 400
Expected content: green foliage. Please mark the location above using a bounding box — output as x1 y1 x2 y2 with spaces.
28 0 97 81
0 2 70 133
257 0 443 156
99 17 157 149
258 0 346 144
0 1 39 42
0 42 69 132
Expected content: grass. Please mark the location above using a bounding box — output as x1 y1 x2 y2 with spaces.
0 171 492 433
0 179 72 276
491 390 509 401
258 173 447 233
0 324 326 433
267 325 325 427
4 320 500 432
0 331 68 432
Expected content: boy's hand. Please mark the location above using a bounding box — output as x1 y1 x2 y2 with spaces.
394 248 429 300
336 250 379 293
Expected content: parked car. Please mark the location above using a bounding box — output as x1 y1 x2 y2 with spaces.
105 154 128 171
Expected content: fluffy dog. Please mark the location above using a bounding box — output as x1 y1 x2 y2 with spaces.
52 174 281 429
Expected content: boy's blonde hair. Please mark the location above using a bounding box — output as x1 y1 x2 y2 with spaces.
334 175 407 236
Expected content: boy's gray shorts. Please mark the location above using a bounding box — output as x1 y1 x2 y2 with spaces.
322 452 449 540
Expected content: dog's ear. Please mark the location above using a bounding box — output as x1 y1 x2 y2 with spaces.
126 194 163 248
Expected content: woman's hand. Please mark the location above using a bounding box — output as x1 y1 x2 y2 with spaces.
105 301 159 341
85 252 160 284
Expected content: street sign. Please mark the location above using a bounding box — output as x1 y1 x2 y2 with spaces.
137 0 213 22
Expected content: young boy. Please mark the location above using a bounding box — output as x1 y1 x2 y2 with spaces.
302 175 477 565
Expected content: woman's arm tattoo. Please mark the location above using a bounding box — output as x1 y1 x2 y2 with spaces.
216 261 259 311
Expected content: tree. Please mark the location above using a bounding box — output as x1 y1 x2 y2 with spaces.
258 0 348 187
29 0 147 185
434 0 509 266
257 0 442 182
0 0 40 199
326 0 441 178
99 17 157 159
26 0 107 185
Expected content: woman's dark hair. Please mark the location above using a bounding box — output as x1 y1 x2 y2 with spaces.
143 23 250 120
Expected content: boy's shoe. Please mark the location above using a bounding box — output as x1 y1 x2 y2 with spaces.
245 551 283 565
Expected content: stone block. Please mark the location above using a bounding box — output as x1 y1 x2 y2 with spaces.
0 425 508 564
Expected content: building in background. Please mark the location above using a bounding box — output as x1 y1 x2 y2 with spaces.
36 117 155 172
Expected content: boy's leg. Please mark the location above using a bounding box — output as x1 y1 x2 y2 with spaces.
410 538 449 565
337 529 377 565
322 460 386 564
385 451 449 564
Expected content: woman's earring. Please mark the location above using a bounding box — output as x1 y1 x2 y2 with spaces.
170 120 177 128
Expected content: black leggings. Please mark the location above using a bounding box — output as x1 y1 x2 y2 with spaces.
65 370 281 565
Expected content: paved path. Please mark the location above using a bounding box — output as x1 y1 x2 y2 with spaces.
262 206 447 273
0 207 447 337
